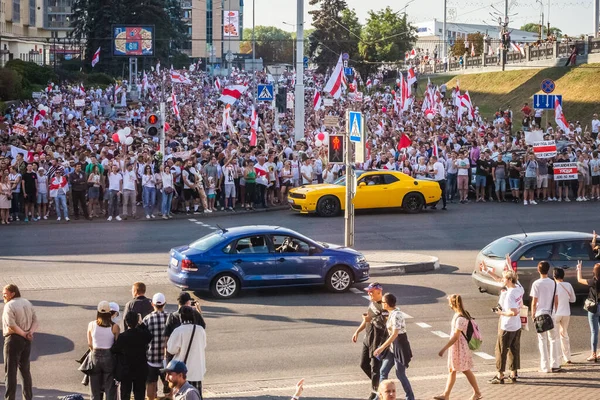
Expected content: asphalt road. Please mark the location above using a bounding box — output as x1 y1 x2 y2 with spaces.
0 202 598 398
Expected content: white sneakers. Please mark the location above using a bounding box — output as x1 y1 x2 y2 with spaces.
530 200 538 205
116 216 122 221
524 200 528 205
107 216 113 221
57 217 61 221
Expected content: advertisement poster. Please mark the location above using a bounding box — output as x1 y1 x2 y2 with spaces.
113 26 155 56
223 11 239 37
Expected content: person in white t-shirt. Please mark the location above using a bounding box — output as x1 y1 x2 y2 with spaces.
530 261 560 373
489 270 524 384
122 163 138 219
590 151 600 200
552 268 576 364
430 156 447 210
456 151 470 203
300 159 313 185
107 165 123 221
592 114 600 140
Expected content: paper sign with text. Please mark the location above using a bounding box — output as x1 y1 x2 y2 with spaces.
533 140 557 158
553 162 577 180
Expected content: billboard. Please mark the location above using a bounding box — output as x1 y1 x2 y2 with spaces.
113 25 155 56
223 11 240 37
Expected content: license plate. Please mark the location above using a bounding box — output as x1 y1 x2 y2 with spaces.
170 258 178 268
288 198 294 204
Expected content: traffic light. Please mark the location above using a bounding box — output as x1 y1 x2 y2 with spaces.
327 134 344 165
276 87 286 113
146 113 160 136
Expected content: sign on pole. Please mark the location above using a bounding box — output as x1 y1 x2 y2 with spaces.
323 115 338 128
533 94 562 109
533 140 557 158
303 56 309 69
541 78 555 94
348 111 363 143
257 84 274 101
553 162 577 180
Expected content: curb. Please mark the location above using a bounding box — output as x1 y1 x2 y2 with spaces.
367 256 440 277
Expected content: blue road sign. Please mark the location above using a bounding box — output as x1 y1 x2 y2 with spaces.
257 84 274 101
348 111 363 143
541 79 555 94
342 53 349 60
214 64 221 69
533 94 562 109
303 56 309 68
344 67 353 76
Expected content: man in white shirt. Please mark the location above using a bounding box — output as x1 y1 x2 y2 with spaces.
300 159 313 186
530 261 560 373
552 268 576 364
107 165 123 221
122 163 138 219
591 113 600 140
430 156 446 210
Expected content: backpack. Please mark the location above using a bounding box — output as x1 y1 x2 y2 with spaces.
461 318 483 351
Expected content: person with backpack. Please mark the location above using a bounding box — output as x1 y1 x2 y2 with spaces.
489 270 524 384
435 294 482 400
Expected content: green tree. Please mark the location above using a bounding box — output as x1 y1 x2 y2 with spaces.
241 26 294 64
450 37 465 57
359 7 416 67
466 32 484 56
308 0 360 73
520 22 562 37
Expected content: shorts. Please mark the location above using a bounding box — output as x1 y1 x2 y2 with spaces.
24 191 36 204
509 178 520 191
495 179 506 192
475 175 486 188
557 180 569 188
88 186 100 199
578 175 586 184
36 192 48 204
146 366 164 384
224 184 236 198
282 181 293 188
207 193 216 199
524 177 537 190
457 175 468 190
534 117 542 127
183 188 197 201
537 175 548 189
593 176 600 185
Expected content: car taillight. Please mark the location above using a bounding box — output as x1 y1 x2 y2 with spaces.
511 261 518 272
181 259 198 272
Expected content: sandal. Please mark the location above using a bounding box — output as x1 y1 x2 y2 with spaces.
506 376 517 384
586 353 597 362
488 375 504 384
433 396 446 400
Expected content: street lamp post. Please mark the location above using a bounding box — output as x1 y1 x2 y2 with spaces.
293 0 304 142
282 21 296 67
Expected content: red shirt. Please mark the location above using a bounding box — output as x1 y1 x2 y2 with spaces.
521 105 532 116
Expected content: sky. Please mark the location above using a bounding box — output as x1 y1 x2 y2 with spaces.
242 0 594 37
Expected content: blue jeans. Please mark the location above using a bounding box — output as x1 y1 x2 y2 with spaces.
446 173 457 199
475 174 486 188
509 178 521 191
54 193 68 219
588 304 600 353
380 350 415 400
161 190 173 216
143 186 156 215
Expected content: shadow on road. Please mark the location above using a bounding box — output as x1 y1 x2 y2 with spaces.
0 332 74 364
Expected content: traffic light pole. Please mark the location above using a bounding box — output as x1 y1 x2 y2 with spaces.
344 118 355 248
159 102 166 156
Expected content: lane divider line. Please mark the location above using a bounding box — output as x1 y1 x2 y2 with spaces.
431 330 450 338
474 352 496 360
188 218 197 222
195 222 204 225
415 322 432 329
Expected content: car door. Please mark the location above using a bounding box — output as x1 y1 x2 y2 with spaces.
354 174 391 209
382 173 406 207
550 239 594 293
517 243 554 292
230 235 276 287
270 235 326 285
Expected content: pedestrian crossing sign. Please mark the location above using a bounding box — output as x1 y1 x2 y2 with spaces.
348 111 363 143
257 84 274 101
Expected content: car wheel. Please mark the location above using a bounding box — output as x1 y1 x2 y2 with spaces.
210 273 240 299
316 196 341 217
326 265 353 293
402 193 424 214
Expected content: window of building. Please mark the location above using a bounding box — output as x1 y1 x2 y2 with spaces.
206 0 213 45
12 0 20 23
29 0 35 26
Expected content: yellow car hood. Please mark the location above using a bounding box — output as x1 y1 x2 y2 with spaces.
291 184 343 194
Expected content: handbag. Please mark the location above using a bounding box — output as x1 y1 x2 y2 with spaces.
584 279 598 313
534 280 556 333
164 187 174 194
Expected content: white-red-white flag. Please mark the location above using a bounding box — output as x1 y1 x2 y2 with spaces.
215 77 221 91
407 67 417 86
366 78 372 88
33 112 43 128
460 91 475 120
554 99 569 133
250 106 258 146
313 91 322 110
170 71 191 84
172 91 180 119
471 43 475 57
79 83 85 96
219 85 247 104
433 138 439 157
409 49 417 59
323 53 346 99
510 42 525 56
91 47 101 67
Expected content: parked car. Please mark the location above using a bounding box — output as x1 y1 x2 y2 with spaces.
472 231 596 300
288 170 442 217
168 225 370 299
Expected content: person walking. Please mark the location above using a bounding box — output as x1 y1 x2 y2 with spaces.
166 307 207 396
87 301 120 400
161 361 202 400
164 292 206 357
435 294 482 400
2 284 38 400
373 293 415 400
577 261 600 362
553 267 576 364
143 293 170 400
530 261 561 372
111 311 153 400
489 270 523 384
351 282 389 400
124 282 154 328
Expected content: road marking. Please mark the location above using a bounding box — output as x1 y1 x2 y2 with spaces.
415 322 431 328
474 352 495 360
350 288 362 294
188 218 197 222
195 222 204 225
208 226 218 230
431 330 450 338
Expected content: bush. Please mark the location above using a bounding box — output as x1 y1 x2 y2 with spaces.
0 69 23 101
85 72 115 86
5 59 57 86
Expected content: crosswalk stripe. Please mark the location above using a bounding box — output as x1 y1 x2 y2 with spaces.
415 322 431 329
431 330 450 338
474 352 495 360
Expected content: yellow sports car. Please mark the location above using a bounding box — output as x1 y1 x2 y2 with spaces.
288 170 442 217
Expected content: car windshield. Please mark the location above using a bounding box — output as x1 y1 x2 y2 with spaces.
333 171 364 186
482 237 521 259
189 232 225 251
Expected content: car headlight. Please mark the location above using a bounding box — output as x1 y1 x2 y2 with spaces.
356 255 367 264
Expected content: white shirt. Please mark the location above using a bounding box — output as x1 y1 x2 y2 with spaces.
456 158 470 176
500 285 524 332
592 118 600 133
554 281 576 316
300 164 313 185
122 170 137 191
530 277 557 317
432 161 445 181
108 172 122 191
166 324 207 382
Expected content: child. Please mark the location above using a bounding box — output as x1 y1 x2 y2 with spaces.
207 176 216 211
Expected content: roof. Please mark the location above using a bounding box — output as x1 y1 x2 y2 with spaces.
220 225 296 237
504 231 593 244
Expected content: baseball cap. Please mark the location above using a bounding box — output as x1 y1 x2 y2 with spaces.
97 301 111 313
364 282 383 292
109 302 120 313
152 293 166 306
160 360 187 374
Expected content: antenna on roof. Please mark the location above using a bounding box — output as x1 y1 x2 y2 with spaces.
216 224 228 233
515 219 528 238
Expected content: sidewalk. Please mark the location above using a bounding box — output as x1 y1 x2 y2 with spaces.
363 251 440 276
204 355 600 399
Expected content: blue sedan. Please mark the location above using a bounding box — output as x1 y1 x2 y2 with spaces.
167 225 370 299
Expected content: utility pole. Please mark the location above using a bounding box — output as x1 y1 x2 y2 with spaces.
252 0 256 106
595 0 600 38
443 0 447 65
500 0 508 71
344 114 355 248
294 0 305 142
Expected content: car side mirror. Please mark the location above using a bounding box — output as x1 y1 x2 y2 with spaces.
309 246 319 255
358 182 366 187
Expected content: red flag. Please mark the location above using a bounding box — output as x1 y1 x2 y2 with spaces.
555 99 569 132
397 133 411 151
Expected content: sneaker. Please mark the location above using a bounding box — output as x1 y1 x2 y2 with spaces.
162 215 169 220
565 197 571 202
186 210 191 215
43 215 48 220
584 197 590 201
151 214 156 219
194 210 200 214
16 216 19 221
146 215 151 219
576 197 582 202
116 216 122 221
557 198 562 202
552 197 557 201
524 200 529 205
547 197 552 202
530 200 538 205
205 209 212 213
24 218 29 223
65 217 70 221
57 217 61 221
107 216 113 221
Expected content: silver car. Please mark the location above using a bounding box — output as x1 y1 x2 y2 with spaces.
472 231 596 299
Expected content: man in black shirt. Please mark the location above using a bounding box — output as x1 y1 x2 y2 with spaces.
475 151 491 202
508 153 522 202
124 282 154 329
69 162 90 220
21 163 37 222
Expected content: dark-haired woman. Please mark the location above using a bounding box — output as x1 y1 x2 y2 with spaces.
87 301 120 400
577 261 600 362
